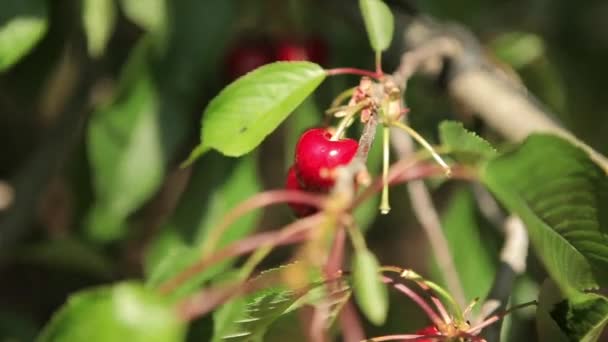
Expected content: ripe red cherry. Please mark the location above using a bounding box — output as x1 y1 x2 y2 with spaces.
225 40 272 80
275 40 310 61
285 166 317 217
304 36 328 65
295 128 358 189
413 326 441 341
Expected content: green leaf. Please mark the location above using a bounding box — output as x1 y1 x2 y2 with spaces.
358 0 394 52
86 39 163 241
490 32 544 69
37 282 186 342
145 153 260 299
538 280 608 342
214 290 295 342
435 188 497 306
212 264 349 341
186 61 326 163
482 134 608 292
119 0 167 34
0 0 48 71
86 0 236 240
352 249 388 325
439 120 497 164
82 0 116 58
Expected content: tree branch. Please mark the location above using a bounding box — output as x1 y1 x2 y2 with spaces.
389 127 467 308
400 16 608 173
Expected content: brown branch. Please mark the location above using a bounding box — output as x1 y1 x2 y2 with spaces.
400 17 608 173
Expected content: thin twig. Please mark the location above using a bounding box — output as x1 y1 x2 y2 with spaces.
159 213 324 294
389 126 467 308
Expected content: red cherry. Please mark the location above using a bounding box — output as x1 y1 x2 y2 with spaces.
412 326 441 342
295 128 358 189
305 36 328 65
225 40 272 80
285 166 317 217
275 40 310 61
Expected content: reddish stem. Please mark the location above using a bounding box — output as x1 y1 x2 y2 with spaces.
159 213 324 294
325 67 382 79
201 189 325 255
339 300 366 342
383 276 444 328
364 334 444 341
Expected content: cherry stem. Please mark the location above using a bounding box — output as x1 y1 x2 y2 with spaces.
364 334 443 341
382 276 444 327
379 125 391 214
200 189 325 257
325 67 382 79
390 121 452 176
330 87 356 109
467 300 538 335
375 51 383 76
400 269 463 323
159 213 324 294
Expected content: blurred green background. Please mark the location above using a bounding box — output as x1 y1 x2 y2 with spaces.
0 0 606 340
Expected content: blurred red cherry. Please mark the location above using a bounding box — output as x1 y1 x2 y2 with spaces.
225 40 272 80
305 36 328 65
275 40 310 61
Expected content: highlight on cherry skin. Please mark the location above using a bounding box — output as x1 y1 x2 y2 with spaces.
294 127 359 189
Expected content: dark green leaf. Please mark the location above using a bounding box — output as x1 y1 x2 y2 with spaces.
186 61 326 163
86 1 235 242
352 249 388 325
482 134 608 292
212 264 348 341
82 0 116 57
439 120 497 164
86 39 163 241
358 0 394 52
11 238 114 279
37 282 186 342
538 280 608 342
0 0 48 70
435 188 497 305
145 153 260 299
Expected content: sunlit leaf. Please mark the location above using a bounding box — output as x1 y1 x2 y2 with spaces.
0 0 47 70
82 0 116 57
186 61 326 163
439 120 497 164
358 0 394 52
482 134 608 292
37 282 185 342
119 0 167 34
